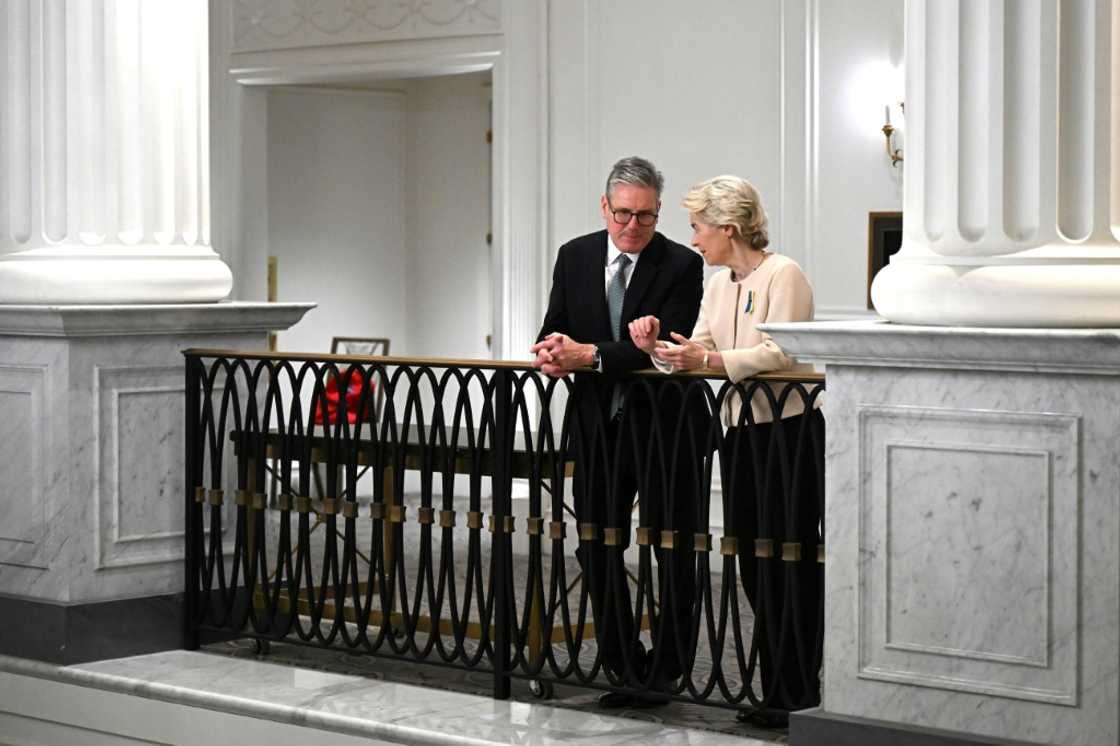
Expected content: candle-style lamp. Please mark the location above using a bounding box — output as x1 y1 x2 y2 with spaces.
882 103 904 167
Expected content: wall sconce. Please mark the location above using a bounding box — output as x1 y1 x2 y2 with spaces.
882 103 904 167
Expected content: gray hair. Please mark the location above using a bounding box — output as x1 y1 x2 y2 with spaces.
605 156 664 199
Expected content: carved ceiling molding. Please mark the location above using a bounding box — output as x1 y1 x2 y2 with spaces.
233 0 502 52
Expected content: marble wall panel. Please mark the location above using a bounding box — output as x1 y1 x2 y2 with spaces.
858 405 1078 705
823 365 1119 745
0 339 71 601
0 366 47 570
95 365 184 570
66 334 258 603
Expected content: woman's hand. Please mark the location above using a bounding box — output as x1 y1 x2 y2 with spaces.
628 315 661 354
655 332 712 371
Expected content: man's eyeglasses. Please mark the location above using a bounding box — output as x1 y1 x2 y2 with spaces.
608 204 659 227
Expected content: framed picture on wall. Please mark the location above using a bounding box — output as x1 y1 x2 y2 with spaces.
867 211 903 310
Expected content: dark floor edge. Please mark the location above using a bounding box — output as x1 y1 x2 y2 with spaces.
790 707 1040 746
0 592 182 664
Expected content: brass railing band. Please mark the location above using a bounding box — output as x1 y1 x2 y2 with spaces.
234 489 249 506
208 489 224 507
781 542 802 562
388 505 406 523
603 527 622 546
296 495 311 514
488 515 515 534
194 487 206 504
720 536 739 556
369 503 385 520
526 517 543 536
439 510 456 528
660 530 679 550
694 533 713 553
417 506 435 525
635 526 653 546
341 501 358 519
251 493 267 510
817 543 825 563
754 538 774 558
278 493 293 511
467 511 484 530
321 498 337 515
549 521 566 539
578 522 598 541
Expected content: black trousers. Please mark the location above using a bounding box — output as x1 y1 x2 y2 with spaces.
574 413 699 685
727 408 824 711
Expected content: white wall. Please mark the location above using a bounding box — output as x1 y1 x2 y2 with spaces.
814 0 905 314
547 0 902 317
404 72 493 359
550 0 782 263
215 0 903 337
267 88 408 355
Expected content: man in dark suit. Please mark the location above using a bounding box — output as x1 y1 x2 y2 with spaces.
531 156 703 708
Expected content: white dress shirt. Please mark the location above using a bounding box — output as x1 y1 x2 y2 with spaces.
604 236 640 293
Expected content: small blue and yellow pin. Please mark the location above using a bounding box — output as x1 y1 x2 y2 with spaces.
744 290 755 315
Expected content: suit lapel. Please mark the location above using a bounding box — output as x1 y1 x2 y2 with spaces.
619 235 663 330
589 233 612 340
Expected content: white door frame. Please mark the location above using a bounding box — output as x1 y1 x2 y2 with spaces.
210 0 548 360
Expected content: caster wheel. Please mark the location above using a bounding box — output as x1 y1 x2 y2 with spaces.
528 679 554 700
253 639 271 656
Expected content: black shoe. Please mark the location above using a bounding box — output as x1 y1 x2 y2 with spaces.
598 690 671 709
598 691 634 709
736 708 789 728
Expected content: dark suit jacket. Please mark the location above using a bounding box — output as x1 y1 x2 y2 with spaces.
537 229 704 421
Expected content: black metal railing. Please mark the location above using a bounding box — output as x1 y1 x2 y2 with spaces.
182 349 825 717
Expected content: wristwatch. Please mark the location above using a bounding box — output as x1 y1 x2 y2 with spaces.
591 346 602 371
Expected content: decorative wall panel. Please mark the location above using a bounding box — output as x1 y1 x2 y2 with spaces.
95 366 185 570
0 366 48 571
858 404 1079 705
232 0 502 52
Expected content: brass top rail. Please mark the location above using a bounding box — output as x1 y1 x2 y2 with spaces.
182 348 825 383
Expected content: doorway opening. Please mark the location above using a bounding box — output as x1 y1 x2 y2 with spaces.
267 70 494 361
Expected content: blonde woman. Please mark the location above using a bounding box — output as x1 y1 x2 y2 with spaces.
629 175 823 723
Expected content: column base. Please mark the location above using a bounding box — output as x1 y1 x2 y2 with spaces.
790 709 1037 746
0 246 234 303
871 259 1120 326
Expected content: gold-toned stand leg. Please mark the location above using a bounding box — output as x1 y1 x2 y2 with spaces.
382 465 397 616
527 575 545 666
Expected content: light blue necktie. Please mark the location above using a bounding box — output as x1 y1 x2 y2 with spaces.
606 254 631 417
607 253 632 341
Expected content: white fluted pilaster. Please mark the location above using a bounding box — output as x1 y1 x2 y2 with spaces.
0 0 231 303
872 0 1120 326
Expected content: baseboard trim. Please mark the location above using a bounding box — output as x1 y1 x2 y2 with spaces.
790 708 1039 746
0 592 183 664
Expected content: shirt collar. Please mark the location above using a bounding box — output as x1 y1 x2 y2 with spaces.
606 234 643 267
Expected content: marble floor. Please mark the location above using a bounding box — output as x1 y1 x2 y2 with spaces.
207 638 788 742
176 485 791 742
3 649 785 745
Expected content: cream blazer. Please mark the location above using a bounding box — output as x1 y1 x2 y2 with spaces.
655 253 817 425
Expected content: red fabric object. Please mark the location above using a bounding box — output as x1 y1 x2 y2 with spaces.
314 369 373 425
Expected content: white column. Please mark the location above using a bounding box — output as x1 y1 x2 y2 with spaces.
0 0 232 303
871 0 1120 326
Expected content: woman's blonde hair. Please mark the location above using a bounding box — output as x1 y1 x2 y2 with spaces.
681 175 770 250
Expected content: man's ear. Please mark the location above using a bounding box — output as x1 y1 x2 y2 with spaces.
600 195 610 219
